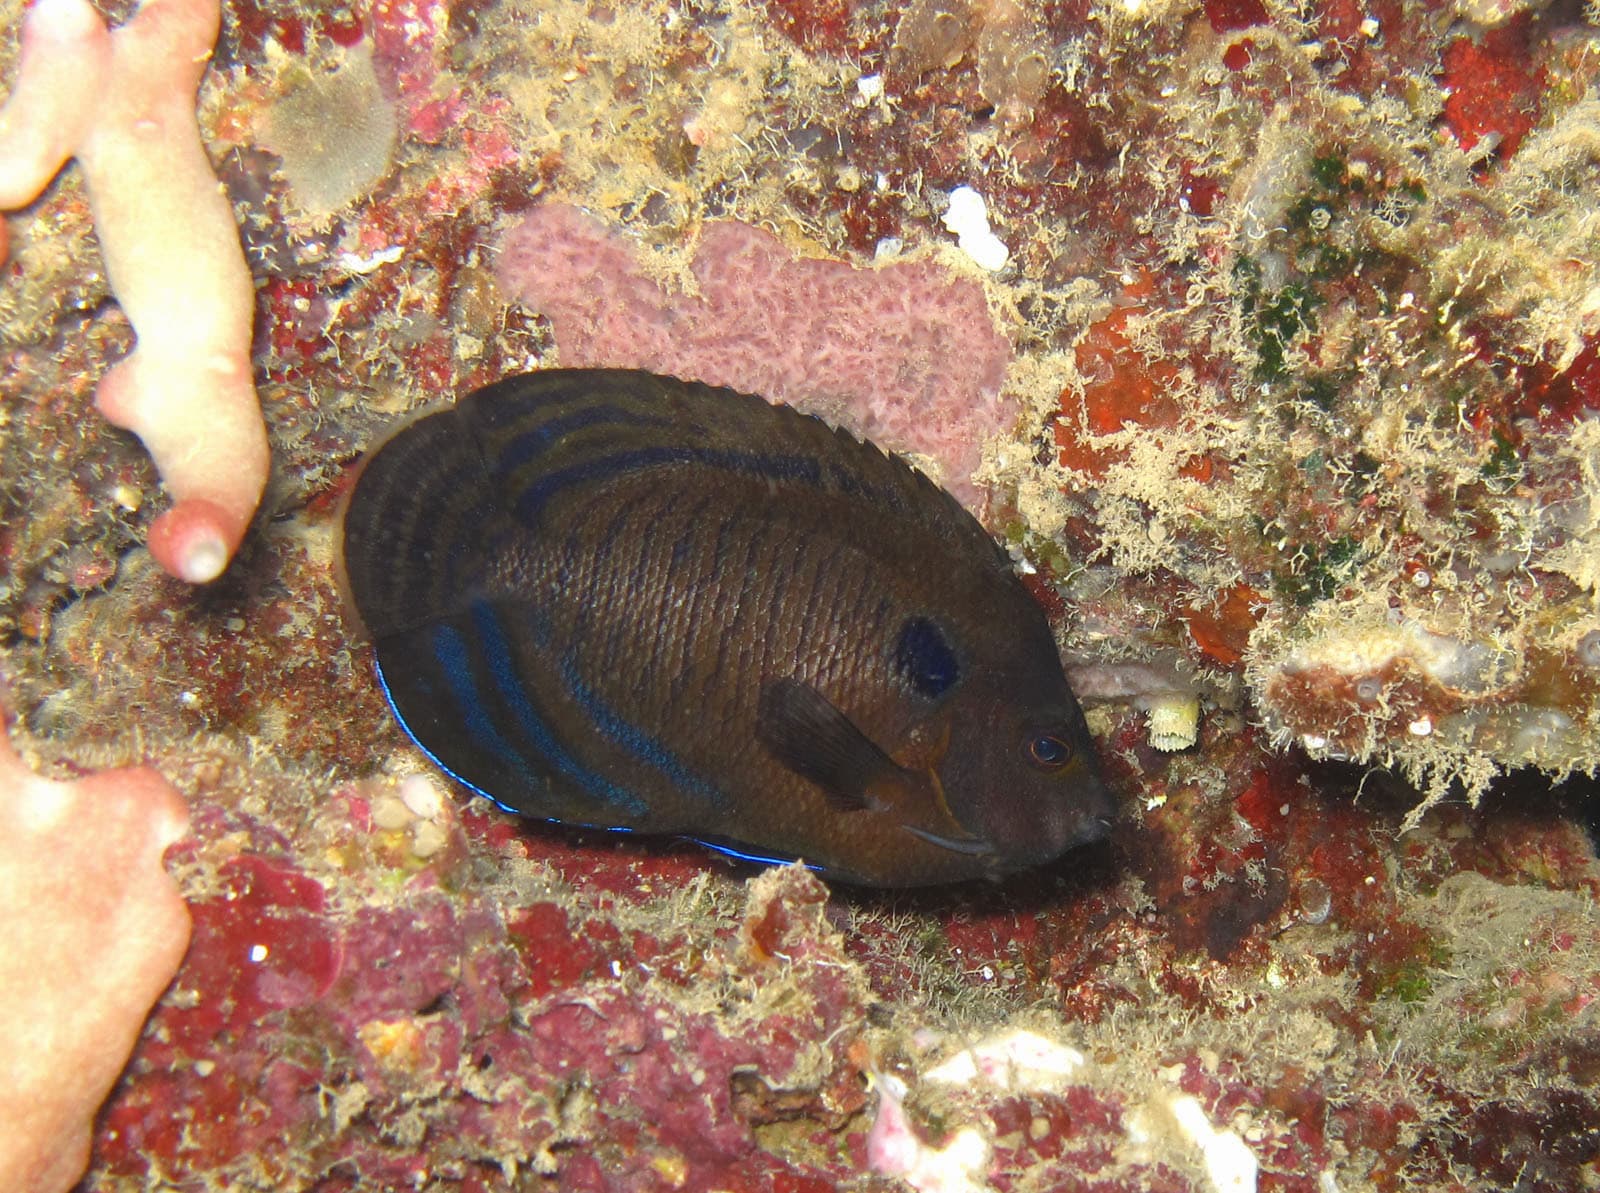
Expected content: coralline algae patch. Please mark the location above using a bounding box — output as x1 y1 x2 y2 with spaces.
92 762 1597 1191
99 835 873 1190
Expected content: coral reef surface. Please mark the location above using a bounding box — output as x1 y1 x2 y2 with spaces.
1 0 1599 1189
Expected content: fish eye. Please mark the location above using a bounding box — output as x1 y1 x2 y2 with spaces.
1026 732 1074 770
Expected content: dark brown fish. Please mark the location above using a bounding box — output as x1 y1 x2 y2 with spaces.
338 368 1112 886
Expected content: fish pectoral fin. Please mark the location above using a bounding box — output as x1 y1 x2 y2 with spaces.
756 676 902 813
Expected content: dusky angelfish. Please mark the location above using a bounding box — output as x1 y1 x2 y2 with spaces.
338 368 1113 886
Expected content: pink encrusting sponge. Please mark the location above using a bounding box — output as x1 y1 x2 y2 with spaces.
0 0 268 584
496 204 1014 509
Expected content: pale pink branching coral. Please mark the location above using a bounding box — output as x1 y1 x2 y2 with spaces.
0 0 268 583
0 719 191 1193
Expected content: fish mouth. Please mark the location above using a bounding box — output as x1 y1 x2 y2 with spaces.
1031 801 1116 863
989 794 1116 872
900 824 993 857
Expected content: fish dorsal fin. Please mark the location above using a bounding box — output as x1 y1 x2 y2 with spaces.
755 677 903 813
455 368 1010 569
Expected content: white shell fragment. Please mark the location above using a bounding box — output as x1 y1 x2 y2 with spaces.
943 186 1010 271
925 1029 1087 1089
1129 1092 1260 1193
866 1074 991 1193
1167 1094 1259 1193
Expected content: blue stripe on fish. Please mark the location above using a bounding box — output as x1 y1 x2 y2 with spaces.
556 653 732 813
468 601 650 817
430 622 532 775
372 628 539 818
689 835 824 872
373 664 517 816
378 664 644 836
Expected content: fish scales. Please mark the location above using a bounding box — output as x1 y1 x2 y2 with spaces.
340 368 1113 886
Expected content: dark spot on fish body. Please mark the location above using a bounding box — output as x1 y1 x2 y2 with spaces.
894 615 961 698
339 368 1114 886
